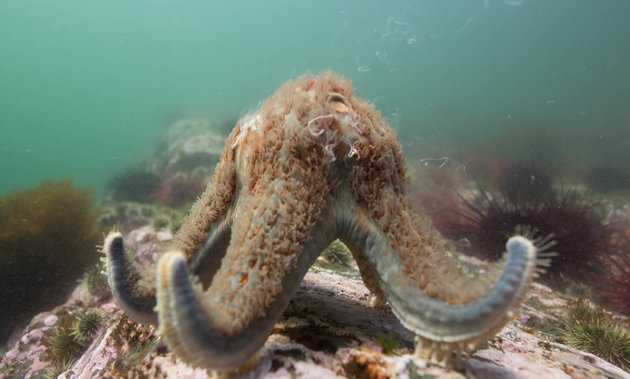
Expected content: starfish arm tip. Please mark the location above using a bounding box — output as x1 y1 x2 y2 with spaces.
156 250 269 372
104 231 158 325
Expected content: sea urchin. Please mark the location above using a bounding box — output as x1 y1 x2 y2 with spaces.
565 302 630 371
595 243 630 316
70 311 104 342
457 187 607 288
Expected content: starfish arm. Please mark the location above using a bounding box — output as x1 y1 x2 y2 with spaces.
155 251 271 370
171 159 238 259
341 239 388 307
155 181 336 371
104 216 234 326
105 157 238 325
104 231 158 325
188 214 233 287
338 207 537 361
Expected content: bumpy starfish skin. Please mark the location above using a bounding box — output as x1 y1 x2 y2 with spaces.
104 71 541 371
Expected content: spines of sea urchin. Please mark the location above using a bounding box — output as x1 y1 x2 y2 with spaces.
70 311 104 342
457 187 607 288
42 315 84 365
594 243 630 316
564 300 630 371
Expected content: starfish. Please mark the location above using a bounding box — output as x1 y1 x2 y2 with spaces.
104 71 546 371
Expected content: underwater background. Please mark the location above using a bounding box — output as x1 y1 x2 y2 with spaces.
2 0 629 198
3 1 630 376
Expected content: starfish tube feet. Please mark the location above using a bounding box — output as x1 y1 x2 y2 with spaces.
409 236 538 361
104 231 158 325
155 251 271 371
376 229 536 361
339 206 540 362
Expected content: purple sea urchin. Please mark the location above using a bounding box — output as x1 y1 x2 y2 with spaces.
457 188 608 288
595 243 630 316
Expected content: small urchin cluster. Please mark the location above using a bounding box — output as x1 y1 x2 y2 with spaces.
42 310 104 373
42 315 84 365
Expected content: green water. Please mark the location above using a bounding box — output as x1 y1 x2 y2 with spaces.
2 0 629 197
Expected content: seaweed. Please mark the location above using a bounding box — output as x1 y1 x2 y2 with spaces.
377 332 406 356
109 315 156 376
0 178 102 344
151 215 170 230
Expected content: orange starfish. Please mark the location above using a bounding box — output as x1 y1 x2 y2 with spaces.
104 71 545 371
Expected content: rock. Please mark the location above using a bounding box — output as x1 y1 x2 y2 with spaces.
147 118 228 176
43 315 58 327
2 226 629 379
